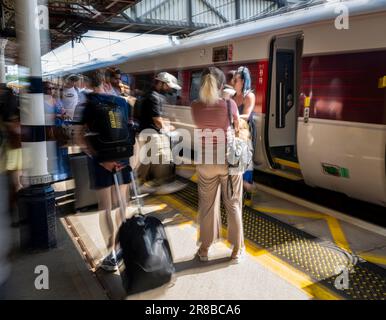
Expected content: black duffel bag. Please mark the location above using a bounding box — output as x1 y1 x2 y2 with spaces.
118 212 175 294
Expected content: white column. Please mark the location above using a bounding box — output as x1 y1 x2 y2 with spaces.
0 39 7 83
15 0 50 185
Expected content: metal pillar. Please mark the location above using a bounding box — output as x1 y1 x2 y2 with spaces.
0 39 7 83
15 0 56 250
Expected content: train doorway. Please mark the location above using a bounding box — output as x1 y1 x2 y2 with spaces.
265 33 303 178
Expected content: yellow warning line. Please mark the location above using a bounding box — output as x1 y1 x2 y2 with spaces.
325 217 351 253
358 253 386 266
262 168 303 181
246 202 326 220
273 158 301 170
157 193 342 300
188 175 351 252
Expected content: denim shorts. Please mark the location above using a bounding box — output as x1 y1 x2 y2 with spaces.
88 157 132 190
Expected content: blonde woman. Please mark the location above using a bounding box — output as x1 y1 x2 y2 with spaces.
191 67 244 263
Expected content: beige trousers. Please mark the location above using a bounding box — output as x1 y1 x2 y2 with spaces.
196 164 244 250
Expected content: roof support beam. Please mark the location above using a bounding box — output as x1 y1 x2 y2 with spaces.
235 0 241 20
187 0 193 27
200 0 229 23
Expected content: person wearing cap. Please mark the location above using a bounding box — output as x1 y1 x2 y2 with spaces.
136 72 181 189
62 74 81 120
138 72 181 133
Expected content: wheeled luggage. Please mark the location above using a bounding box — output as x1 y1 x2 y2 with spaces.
113 171 175 294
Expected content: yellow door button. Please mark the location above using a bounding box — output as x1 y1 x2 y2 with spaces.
304 96 311 107
378 76 386 88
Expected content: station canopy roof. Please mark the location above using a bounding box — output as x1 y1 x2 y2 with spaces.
42 30 174 75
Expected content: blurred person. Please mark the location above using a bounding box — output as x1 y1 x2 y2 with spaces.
44 81 66 125
136 72 181 190
79 70 132 272
191 67 244 263
105 68 136 108
223 70 236 100
233 66 256 196
0 83 21 226
104 67 122 96
0 85 12 299
62 74 81 120
226 70 236 88
44 81 72 181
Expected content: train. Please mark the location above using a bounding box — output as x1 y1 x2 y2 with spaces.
51 0 386 206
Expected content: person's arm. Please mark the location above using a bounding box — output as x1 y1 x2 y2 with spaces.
152 116 164 130
239 93 255 120
231 100 240 137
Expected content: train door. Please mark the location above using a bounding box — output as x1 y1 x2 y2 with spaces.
265 33 303 179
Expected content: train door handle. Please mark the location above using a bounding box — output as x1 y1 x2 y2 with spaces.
278 82 286 128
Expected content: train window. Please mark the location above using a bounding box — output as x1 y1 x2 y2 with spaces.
190 70 202 102
164 89 180 105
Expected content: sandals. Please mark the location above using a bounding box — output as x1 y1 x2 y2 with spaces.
231 247 245 264
196 247 209 262
196 246 245 263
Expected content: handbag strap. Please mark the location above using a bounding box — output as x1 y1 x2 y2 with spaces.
226 99 235 198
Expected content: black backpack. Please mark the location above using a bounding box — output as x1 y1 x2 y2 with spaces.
85 96 135 162
118 214 175 294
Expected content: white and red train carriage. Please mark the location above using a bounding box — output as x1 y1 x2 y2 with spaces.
57 1 386 206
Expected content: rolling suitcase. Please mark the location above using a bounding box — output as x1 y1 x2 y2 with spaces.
113 170 175 294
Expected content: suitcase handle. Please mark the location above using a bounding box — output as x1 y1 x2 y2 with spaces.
129 171 144 216
113 169 144 223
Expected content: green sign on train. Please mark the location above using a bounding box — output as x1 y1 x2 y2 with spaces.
321 163 350 178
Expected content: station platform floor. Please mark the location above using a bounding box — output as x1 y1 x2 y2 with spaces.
5 164 386 300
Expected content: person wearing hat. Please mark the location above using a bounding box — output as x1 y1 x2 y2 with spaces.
136 72 181 190
62 74 82 120
138 72 181 133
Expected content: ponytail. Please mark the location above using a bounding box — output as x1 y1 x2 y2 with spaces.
199 74 220 105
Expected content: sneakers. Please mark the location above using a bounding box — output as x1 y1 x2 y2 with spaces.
100 251 123 272
116 249 123 263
